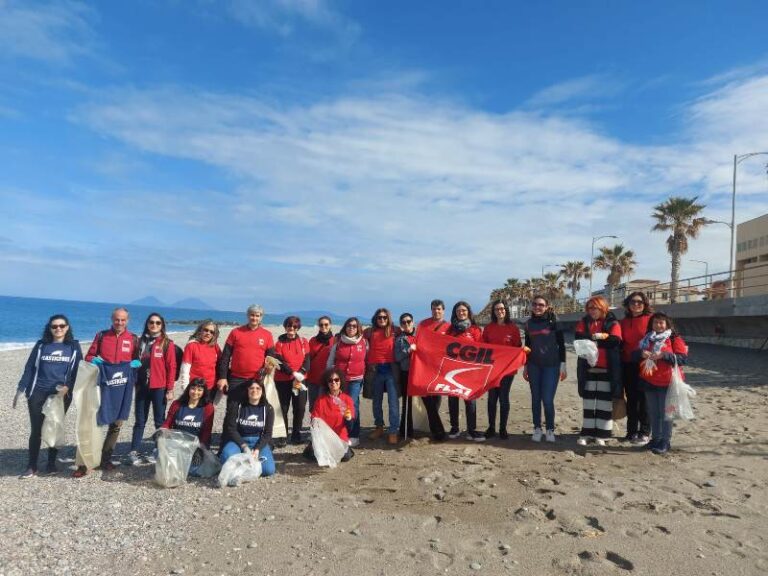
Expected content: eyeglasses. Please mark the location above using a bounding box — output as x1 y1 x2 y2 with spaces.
376 316 388 321
328 377 341 383
347 323 358 328
148 320 162 325
629 300 644 305
50 324 67 329
532 303 547 308
287 324 300 329
201 328 215 334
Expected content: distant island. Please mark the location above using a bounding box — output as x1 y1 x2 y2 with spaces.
130 296 214 310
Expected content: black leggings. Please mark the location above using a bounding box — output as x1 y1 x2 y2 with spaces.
276 380 307 439
27 389 72 471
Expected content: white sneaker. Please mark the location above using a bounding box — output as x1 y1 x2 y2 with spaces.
595 438 606 447
531 428 543 442
144 449 157 464
545 430 556 443
576 437 588 446
349 437 360 447
128 451 141 467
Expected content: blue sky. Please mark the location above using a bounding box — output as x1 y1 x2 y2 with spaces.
1 0 768 317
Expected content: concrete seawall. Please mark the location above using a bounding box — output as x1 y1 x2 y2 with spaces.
550 294 768 351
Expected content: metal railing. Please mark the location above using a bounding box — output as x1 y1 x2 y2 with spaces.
506 261 768 317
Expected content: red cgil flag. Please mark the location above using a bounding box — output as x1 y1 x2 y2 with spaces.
408 328 527 401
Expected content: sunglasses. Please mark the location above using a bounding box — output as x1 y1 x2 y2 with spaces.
286 323 300 329
532 303 547 308
629 300 644 305
376 316 388 321
201 328 215 334
328 377 341 383
148 320 162 325
50 324 68 329
401 319 413 324
319 323 330 327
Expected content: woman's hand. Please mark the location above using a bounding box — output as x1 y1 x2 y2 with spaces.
592 332 608 341
650 351 663 361
559 362 567 381
522 368 529 382
641 350 652 359
409 343 416 352
344 408 352 421
56 385 69 397
165 390 174 402
12 390 23 409
241 443 249 453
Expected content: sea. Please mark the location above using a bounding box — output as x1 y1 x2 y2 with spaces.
0 295 318 350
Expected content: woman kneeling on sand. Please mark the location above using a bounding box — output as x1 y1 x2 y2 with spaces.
161 377 215 475
574 297 623 446
633 312 689 455
220 379 276 476
304 368 355 463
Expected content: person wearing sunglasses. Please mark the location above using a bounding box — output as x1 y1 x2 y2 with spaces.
179 320 221 393
274 316 311 444
446 301 485 442
14 315 83 478
394 313 417 439
482 300 523 440
620 292 653 445
574 297 623 446
128 313 177 466
365 308 400 445
327 317 368 447
307 316 336 413
78 307 141 477
304 368 355 463
523 296 566 443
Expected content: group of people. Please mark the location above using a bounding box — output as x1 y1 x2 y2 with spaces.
14 292 688 479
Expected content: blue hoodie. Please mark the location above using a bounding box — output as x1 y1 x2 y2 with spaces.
17 340 83 397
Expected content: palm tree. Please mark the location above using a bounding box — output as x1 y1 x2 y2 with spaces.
542 272 566 301
651 196 711 303
593 244 637 306
560 261 591 307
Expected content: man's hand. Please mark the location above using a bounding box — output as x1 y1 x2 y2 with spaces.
217 378 228 392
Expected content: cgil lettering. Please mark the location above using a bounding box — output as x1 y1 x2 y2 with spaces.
445 343 495 364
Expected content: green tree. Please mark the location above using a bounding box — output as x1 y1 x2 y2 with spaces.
560 260 591 307
593 244 637 306
651 196 711 303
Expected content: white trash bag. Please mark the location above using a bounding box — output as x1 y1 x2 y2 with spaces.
155 429 199 488
72 361 106 470
664 360 696 421
218 452 262 488
41 394 66 448
574 339 599 367
194 445 222 478
311 417 348 468
263 357 287 440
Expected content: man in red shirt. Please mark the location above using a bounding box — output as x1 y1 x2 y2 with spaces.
76 307 140 477
416 299 449 441
216 304 276 400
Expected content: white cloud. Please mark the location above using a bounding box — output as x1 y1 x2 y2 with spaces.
526 75 624 108
0 0 95 64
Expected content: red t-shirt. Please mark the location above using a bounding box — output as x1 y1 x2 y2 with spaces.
311 392 355 441
366 328 395 364
417 318 449 335
224 326 275 379
447 325 483 342
307 335 335 384
183 341 222 390
482 322 522 374
274 336 309 382
619 314 651 363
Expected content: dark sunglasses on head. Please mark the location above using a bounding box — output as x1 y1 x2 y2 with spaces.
50 324 67 329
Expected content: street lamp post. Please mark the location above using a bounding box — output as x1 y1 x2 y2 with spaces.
690 259 709 290
589 235 618 297
731 152 768 296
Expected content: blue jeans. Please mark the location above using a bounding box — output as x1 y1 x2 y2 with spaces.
644 384 673 446
527 364 559 430
487 374 514 431
347 379 362 439
372 364 399 434
220 436 276 477
131 386 167 452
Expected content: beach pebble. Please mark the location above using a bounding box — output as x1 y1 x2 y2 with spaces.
247 543 258 549
350 528 362 536
470 561 483 570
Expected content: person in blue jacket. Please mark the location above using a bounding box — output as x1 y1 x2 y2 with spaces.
14 315 83 478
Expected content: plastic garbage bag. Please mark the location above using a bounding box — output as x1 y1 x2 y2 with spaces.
574 340 599 367
154 429 199 488
194 445 222 478
665 360 696 421
310 417 348 468
218 452 263 488
263 357 287 440
72 361 106 469
41 394 66 448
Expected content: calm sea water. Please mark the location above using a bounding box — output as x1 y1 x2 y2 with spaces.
0 295 312 350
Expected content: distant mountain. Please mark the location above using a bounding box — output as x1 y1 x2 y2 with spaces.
131 296 165 307
171 298 213 310
277 309 346 323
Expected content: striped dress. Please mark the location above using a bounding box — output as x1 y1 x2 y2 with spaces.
575 315 622 439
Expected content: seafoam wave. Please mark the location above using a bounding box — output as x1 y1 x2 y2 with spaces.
0 342 37 351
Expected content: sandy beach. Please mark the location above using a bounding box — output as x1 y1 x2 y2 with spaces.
1 325 766 576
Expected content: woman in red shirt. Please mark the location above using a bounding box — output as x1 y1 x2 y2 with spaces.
179 320 222 393
447 301 485 441
632 313 689 455
304 368 355 463
307 316 335 412
574 297 622 446
619 292 653 444
274 316 311 444
482 300 522 439
365 308 400 445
